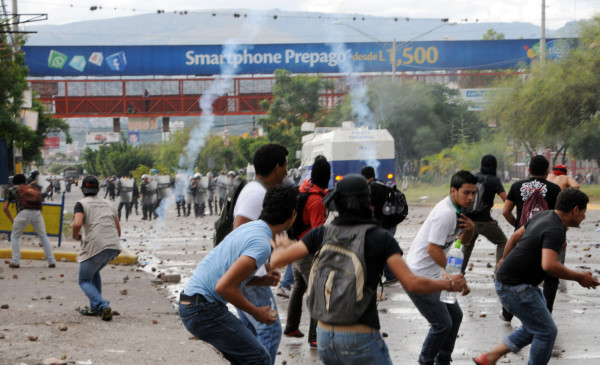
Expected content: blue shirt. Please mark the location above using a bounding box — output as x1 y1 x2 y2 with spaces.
183 220 272 304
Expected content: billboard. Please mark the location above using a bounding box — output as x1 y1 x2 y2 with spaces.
44 137 60 148
85 132 120 144
22 39 574 77
127 130 140 146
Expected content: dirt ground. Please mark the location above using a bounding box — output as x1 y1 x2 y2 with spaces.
2 188 600 364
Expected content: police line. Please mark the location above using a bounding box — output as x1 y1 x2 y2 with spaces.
23 39 574 77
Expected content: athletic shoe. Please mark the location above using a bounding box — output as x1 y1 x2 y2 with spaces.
309 341 318 348
102 307 113 321
79 307 101 316
48 263 56 268
499 308 512 322
276 286 290 298
8 262 19 268
284 329 304 338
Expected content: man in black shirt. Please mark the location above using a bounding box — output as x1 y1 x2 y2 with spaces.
473 188 598 365
462 155 507 274
270 174 466 364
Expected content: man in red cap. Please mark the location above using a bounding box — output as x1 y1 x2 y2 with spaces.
547 164 579 190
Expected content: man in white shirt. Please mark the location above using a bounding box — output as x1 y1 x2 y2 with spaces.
406 170 476 365
232 143 289 365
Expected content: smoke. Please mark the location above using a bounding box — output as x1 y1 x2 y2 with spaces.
328 28 380 175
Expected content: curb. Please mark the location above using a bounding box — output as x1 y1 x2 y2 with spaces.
0 247 138 265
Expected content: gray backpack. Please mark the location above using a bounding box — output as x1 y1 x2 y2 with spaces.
306 223 376 324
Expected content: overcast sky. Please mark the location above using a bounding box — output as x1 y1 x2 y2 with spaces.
8 0 599 29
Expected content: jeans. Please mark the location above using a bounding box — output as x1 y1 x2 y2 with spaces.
495 281 557 365
316 325 393 365
78 249 120 311
11 209 55 265
285 256 317 342
280 265 294 289
180 299 270 365
407 291 463 365
237 285 282 365
461 219 507 274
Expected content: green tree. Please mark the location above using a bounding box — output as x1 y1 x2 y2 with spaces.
82 139 154 177
483 28 505 40
258 69 333 165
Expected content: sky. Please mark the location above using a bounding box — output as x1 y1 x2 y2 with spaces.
8 0 600 30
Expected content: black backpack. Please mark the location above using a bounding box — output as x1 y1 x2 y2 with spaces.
371 181 408 227
287 190 324 240
213 178 247 247
465 173 489 217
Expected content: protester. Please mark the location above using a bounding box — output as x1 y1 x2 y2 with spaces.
179 184 296 364
501 155 561 320
547 164 579 190
461 154 508 274
72 176 122 321
270 174 466 364
473 188 599 365
282 156 331 347
232 143 289 365
405 170 476 365
2 174 56 269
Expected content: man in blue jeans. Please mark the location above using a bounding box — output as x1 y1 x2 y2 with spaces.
405 171 476 365
72 176 122 321
179 185 297 364
474 188 599 365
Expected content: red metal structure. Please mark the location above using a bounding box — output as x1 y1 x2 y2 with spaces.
29 71 525 119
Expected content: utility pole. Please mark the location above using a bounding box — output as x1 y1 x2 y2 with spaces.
540 0 546 67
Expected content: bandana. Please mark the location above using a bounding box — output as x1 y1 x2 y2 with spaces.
552 164 567 176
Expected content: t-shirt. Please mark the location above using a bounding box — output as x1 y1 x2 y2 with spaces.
301 216 402 330
233 180 266 221
74 196 121 262
506 178 561 228
496 210 565 286
183 220 273 304
466 172 505 222
406 196 461 279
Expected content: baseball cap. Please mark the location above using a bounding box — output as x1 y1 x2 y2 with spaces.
82 176 100 194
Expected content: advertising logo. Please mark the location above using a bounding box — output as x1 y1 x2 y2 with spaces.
89 52 104 66
106 51 127 71
525 39 571 60
48 50 68 69
69 55 86 72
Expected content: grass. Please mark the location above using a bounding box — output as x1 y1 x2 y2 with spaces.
402 182 600 205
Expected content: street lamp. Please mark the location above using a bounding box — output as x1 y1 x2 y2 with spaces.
332 20 456 81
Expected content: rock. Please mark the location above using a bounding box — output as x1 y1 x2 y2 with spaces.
0 304 8 309
58 324 68 331
382 332 388 337
163 274 181 283
152 320 158 324
0 333 4 339
60 274 64 277
45 295 52 300
120 290 128 295
28 335 38 341
479 312 487 318
189 336 199 340
41 357 68 365
45 321 52 326
123 275 129 283
40 277 46 281
583 246 591 251
486 262 492 268
12 274 18 279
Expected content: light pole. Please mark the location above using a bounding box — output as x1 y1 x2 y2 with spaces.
332 21 456 81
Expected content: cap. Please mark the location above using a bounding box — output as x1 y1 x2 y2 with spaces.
81 176 100 194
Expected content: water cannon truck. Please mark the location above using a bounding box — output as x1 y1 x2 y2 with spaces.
301 121 396 188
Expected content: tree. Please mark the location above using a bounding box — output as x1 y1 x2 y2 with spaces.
485 17 600 166
82 139 154 177
483 28 505 40
258 69 333 165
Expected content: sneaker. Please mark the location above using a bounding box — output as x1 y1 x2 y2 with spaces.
499 308 512 322
309 341 318 348
48 263 56 268
8 262 19 268
79 307 101 316
101 307 113 321
276 286 290 298
284 329 304 338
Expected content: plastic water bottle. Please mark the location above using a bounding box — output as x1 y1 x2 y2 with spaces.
440 239 463 304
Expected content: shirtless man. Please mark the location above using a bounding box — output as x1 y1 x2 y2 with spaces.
547 164 579 190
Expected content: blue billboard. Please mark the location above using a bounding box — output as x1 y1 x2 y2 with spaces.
23 39 574 77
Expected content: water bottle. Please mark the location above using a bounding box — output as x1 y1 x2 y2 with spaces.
440 239 463 304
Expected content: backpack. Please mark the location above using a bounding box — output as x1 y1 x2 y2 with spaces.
287 190 324 240
213 178 247 247
371 181 408 227
519 188 549 226
17 184 43 210
465 173 489 217
306 223 377 324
